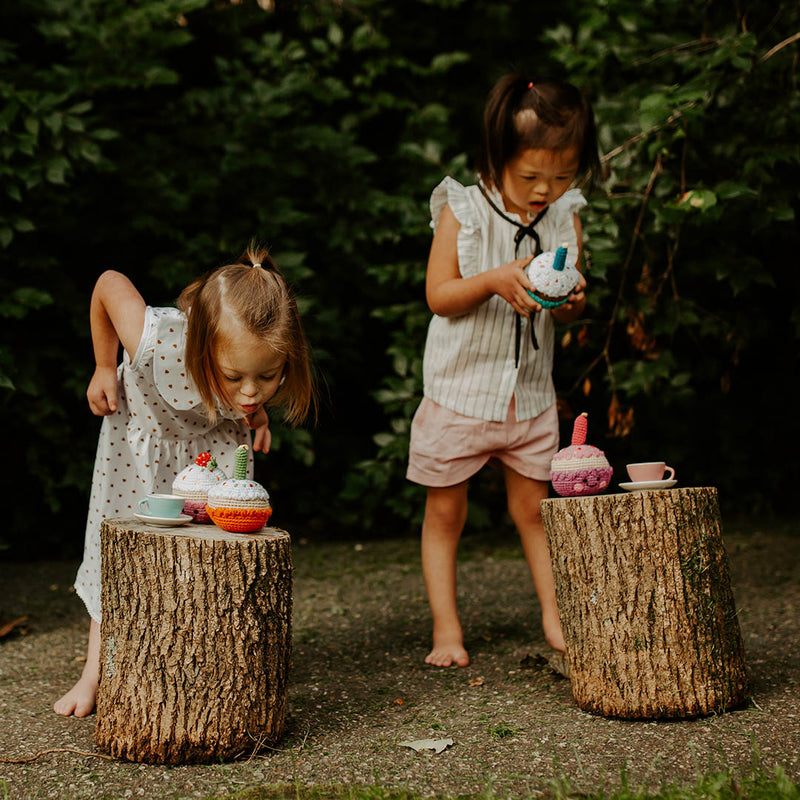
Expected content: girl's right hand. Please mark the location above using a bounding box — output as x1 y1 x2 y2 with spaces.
87 366 119 416
489 257 537 316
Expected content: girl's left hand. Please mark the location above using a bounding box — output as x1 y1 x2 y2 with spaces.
245 407 272 453
564 272 587 308
551 273 587 321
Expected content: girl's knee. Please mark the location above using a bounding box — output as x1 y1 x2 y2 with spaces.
507 494 543 529
424 485 468 532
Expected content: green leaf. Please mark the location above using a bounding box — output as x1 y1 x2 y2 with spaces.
430 51 471 72
676 189 717 212
714 181 758 201
45 157 69 184
91 128 120 141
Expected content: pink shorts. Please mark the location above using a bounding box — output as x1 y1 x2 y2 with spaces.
406 396 559 487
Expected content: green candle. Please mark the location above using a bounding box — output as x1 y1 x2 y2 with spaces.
234 445 248 480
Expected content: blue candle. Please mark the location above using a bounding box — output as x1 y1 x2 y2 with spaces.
553 245 567 272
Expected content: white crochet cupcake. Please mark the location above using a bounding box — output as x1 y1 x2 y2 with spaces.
172 452 227 523
526 244 581 308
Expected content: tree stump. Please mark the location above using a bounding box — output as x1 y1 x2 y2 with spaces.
541 487 749 719
95 518 292 763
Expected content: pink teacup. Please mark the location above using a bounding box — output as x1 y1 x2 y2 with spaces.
626 461 675 483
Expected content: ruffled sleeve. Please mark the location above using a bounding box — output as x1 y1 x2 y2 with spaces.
550 189 587 254
556 188 587 217
429 177 483 278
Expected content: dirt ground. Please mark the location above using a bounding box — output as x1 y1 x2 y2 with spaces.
1 513 798 800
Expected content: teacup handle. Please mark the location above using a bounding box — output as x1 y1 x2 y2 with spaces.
138 499 150 514
663 466 675 480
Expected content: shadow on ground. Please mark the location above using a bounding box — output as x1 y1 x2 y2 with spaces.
1 516 798 799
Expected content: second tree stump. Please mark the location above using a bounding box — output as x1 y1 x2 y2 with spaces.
541 487 749 719
95 518 292 763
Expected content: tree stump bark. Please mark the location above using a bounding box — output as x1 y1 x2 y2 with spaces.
541 487 749 719
95 518 292 763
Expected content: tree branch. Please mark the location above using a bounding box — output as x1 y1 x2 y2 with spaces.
570 154 663 397
760 32 800 62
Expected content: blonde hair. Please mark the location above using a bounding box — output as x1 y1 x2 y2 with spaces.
177 244 314 426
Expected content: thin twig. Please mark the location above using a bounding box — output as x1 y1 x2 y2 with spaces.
760 32 800 62
0 747 115 764
570 154 663 397
601 105 698 165
603 32 797 170
633 38 718 66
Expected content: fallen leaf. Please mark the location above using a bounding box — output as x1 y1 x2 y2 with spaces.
393 698 404 706
468 676 485 687
399 738 454 754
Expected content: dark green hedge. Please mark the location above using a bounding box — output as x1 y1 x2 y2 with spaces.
2 0 798 559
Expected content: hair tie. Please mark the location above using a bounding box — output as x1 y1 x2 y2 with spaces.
252 262 261 269
528 81 535 90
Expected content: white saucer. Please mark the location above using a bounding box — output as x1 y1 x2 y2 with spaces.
134 512 193 527
619 479 678 492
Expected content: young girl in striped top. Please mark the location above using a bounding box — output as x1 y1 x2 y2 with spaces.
407 73 599 667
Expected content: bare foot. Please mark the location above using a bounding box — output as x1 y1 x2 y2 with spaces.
425 630 470 667
543 612 567 653
54 674 98 717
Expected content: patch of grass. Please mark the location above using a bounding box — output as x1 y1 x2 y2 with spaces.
209 787 475 800
205 763 800 800
548 763 800 800
486 721 523 740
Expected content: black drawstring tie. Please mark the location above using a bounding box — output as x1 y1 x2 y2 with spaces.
478 184 549 367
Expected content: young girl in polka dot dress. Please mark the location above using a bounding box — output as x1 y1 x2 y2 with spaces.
54 245 314 717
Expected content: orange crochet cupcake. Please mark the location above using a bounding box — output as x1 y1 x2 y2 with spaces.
206 445 272 533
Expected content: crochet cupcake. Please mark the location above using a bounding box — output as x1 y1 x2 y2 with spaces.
526 244 581 308
550 413 613 497
172 452 227 523
206 445 272 533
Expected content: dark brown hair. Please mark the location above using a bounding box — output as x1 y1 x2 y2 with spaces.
177 244 315 426
476 73 599 191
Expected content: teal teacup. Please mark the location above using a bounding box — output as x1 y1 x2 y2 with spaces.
138 493 185 518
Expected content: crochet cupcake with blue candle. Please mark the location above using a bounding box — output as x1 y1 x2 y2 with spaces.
526 243 581 308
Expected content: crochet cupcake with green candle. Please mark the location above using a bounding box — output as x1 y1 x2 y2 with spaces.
206 445 272 532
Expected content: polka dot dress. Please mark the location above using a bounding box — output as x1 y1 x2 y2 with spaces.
74 306 251 622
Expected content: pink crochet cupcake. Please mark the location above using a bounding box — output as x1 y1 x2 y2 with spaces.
550 413 613 497
172 452 227 523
